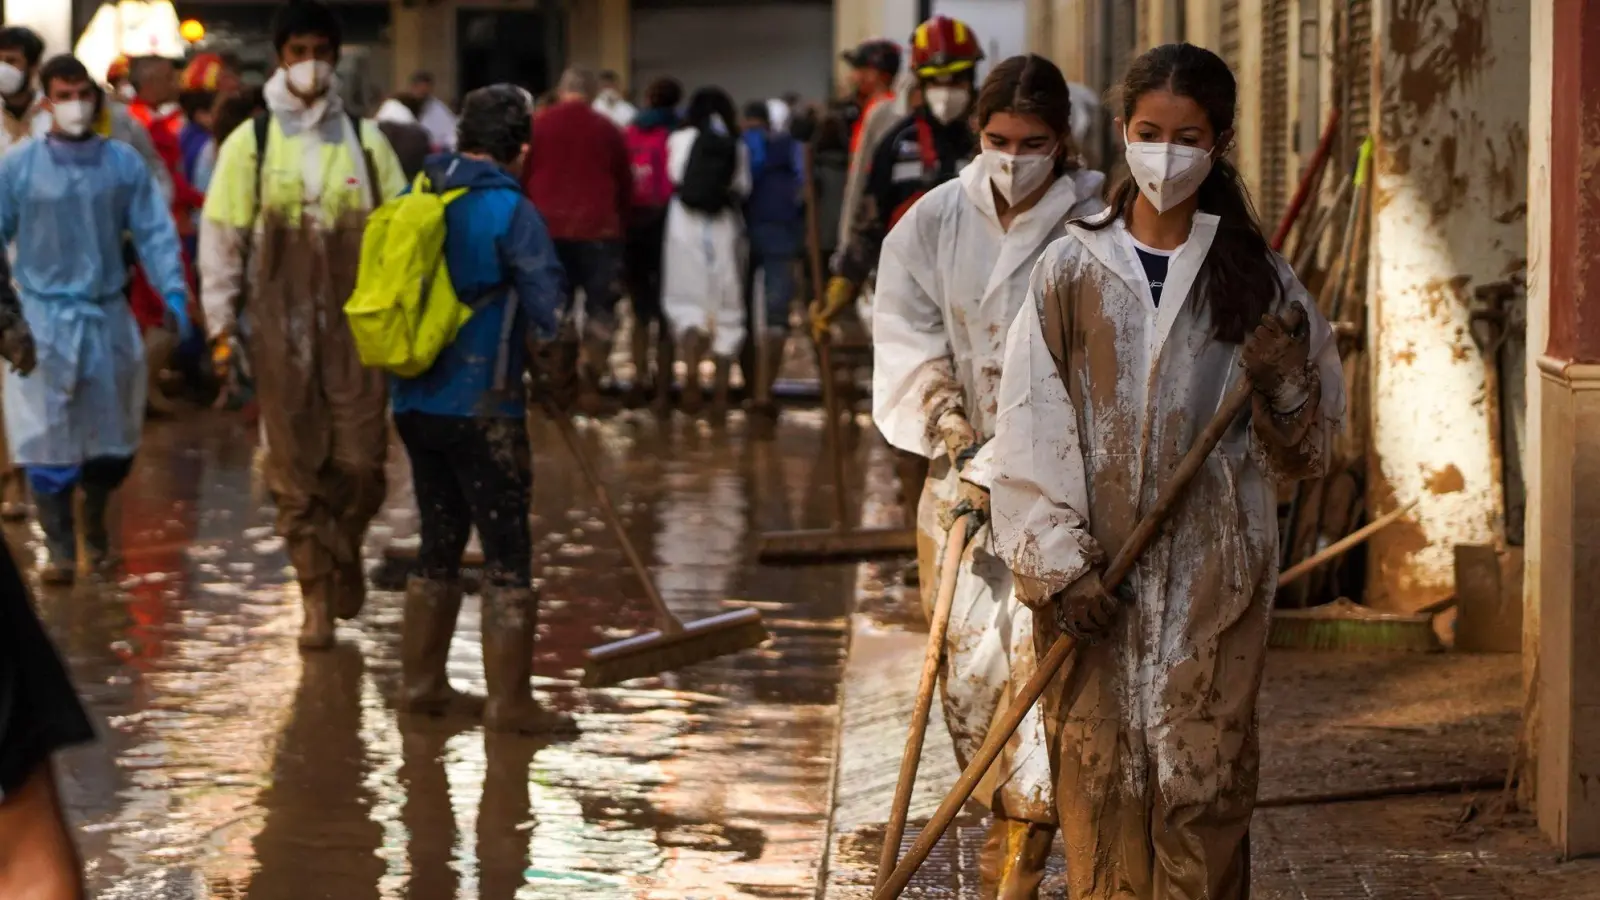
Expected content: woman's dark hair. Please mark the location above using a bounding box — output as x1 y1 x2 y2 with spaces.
684 86 736 135
0 27 44 68
213 87 265 141
271 0 344 55
1085 42 1277 343
457 84 532 165
973 54 1080 174
178 89 215 121
644 77 682 110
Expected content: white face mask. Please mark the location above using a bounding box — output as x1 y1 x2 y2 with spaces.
982 147 1056 206
52 99 94 136
285 59 334 98
0 63 25 97
925 85 970 125
1123 126 1214 213
117 83 136 101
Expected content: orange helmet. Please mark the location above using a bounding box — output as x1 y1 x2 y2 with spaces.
106 54 130 84
180 53 223 92
910 16 983 80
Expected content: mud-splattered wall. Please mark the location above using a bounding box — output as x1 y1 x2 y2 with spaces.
1365 0 1529 612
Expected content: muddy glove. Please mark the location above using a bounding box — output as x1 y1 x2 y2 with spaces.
937 409 980 471
809 276 857 343
1241 301 1312 408
530 337 580 414
1053 569 1130 642
940 479 990 535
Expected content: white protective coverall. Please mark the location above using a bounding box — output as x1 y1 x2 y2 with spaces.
872 159 1106 836
989 211 1345 899
661 125 752 358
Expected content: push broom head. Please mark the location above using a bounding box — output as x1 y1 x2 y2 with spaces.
581 607 772 687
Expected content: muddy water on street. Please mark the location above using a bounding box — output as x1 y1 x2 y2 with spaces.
23 409 890 899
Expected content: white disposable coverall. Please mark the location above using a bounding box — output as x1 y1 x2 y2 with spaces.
989 211 1345 899
661 125 752 358
871 159 1106 824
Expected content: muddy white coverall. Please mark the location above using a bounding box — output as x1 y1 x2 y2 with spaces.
661 125 752 358
872 160 1105 849
990 211 1345 899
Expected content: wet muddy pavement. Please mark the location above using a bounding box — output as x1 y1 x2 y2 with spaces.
23 407 898 899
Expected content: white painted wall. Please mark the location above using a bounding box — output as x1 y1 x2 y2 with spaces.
933 0 1027 78
4 0 72 58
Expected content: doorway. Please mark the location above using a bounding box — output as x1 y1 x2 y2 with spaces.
456 8 564 99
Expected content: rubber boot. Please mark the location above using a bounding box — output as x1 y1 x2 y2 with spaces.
298 575 336 651
80 480 115 574
577 334 610 416
480 584 577 734
401 577 472 715
709 355 733 423
678 329 709 415
144 327 184 417
333 557 367 621
624 325 651 408
33 488 76 585
651 326 675 417
976 817 1056 900
0 472 28 522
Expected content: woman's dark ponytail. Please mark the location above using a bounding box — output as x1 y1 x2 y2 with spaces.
1082 43 1281 343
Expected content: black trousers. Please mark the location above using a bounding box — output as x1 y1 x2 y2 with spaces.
395 412 532 587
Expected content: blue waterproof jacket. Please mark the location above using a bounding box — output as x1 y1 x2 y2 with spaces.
390 154 566 419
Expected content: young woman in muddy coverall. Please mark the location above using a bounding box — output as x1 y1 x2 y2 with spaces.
988 44 1346 899
871 54 1106 899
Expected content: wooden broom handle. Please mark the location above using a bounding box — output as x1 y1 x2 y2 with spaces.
549 410 684 633
874 304 1307 898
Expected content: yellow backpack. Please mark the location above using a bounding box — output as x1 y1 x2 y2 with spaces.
344 171 473 377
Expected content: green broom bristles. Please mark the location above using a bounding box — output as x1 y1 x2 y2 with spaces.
1269 599 1440 652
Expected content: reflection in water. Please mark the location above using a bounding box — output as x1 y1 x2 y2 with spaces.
38 409 900 898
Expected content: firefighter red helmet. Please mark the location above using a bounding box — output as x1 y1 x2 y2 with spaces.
910 15 983 80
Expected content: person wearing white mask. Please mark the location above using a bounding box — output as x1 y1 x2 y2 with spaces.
0 28 48 153
870 53 1104 899
199 0 405 651
987 44 1345 898
0 54 188 584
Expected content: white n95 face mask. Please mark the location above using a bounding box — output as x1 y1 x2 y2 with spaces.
0 63 25 97
52 99 94 136
286 60 334 97
1123 127 1214 213
982 147 1056 206
925 85 970 125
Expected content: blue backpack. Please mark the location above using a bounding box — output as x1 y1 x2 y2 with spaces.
744 132 802 225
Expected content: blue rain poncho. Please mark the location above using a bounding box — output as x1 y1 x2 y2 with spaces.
0 135 185 469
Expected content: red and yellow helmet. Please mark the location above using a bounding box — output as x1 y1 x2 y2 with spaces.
910 15 983 80
179 53 224 92
105 54 130 85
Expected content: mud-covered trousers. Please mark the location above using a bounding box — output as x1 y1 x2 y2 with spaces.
395 412 532 588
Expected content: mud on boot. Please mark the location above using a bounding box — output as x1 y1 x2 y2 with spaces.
297 576 337 651
480 584 578 735
401 577 482 715
651 329 676 417
677 329 708 415
80 481 116 575
33 488 75 585
709 355 733 424
333 557 368 620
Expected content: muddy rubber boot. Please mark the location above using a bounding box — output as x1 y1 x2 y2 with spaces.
298 576 337 651
144 327 184 417
748 330 786 438
401 577 475 715
33 488 76 585
80 481 115 575
709 356 733 424
577 335 611 416
976 817 1055 900
481 584 577 734
0 473 28 522
623 326 651 408
651 328 675 417
678 329 709 415
332 557 367 621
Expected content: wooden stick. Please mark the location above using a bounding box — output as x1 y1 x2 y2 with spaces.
1278 500 1418 587
872 302 1305 896
874 512 970 891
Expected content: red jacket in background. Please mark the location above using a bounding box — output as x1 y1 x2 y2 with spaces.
523 100 633 242
127 98 205 233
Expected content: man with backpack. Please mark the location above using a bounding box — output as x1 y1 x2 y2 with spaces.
621 77 680 411
198 0 405 650
378 85 572 734
523 67 633 414
740 100 803 423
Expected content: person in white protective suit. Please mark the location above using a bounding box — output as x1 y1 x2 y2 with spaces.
987 44 1346 899
871 54 1106 899
660 86 751 418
